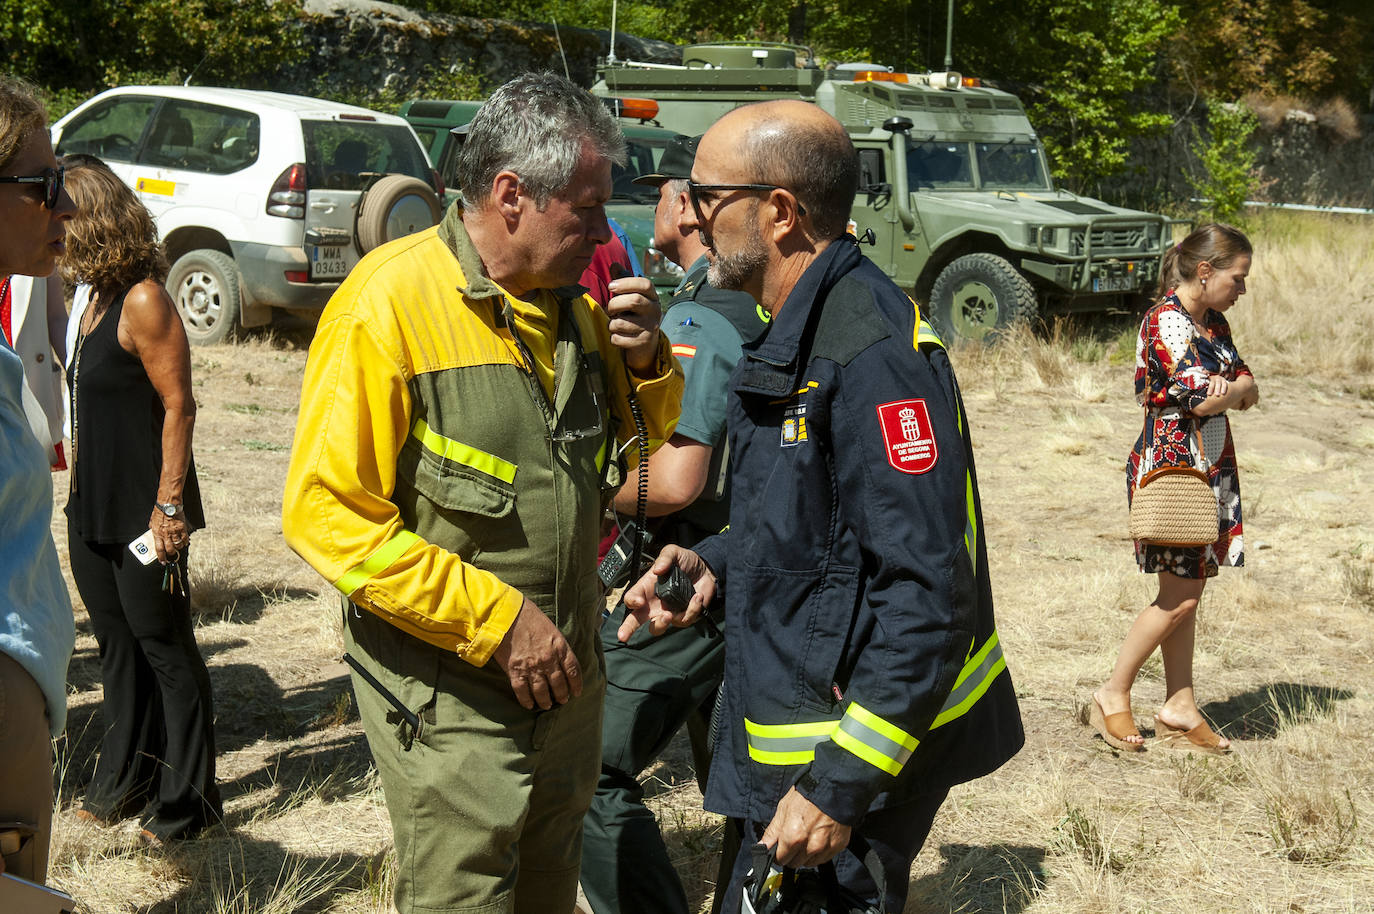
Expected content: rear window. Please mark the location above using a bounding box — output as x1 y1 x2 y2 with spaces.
304 121 431 190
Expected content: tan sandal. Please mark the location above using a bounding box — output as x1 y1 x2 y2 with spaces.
1154 715 1231 755
1088 695 1144 752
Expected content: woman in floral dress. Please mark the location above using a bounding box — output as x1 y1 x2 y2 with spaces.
1089 223 1259 754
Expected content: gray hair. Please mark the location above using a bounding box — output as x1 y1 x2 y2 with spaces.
743 115 858 240
663 178 689 199
456 72 625 210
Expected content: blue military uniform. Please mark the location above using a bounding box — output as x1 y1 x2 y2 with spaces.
581 255 768 914
695 237 1024 913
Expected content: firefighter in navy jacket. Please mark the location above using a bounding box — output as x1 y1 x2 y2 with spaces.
622 100 1024 913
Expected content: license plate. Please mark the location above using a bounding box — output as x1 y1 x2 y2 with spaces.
1093 274 1135 293
309 244 353 279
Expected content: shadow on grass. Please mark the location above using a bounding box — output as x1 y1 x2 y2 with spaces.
66 635 252 694
1201 682 1355 741
217 731 374 823
192 584 318 625
908 843 1047 914
57 659 358 800
138 831 384 913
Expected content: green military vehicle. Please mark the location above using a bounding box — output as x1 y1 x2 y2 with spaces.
593 43 1174 342
399 98 684 297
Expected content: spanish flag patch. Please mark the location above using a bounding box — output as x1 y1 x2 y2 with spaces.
671 343 697 359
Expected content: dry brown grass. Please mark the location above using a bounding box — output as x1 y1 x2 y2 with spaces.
42 212 1374 912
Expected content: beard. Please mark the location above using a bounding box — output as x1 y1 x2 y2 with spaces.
706 208 768 291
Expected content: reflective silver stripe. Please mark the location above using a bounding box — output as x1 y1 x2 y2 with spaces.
745 631 1007 768
834 708 916 775
932 632 1006 730
744 718 836 765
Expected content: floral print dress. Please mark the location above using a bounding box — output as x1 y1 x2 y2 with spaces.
1126 295 1250 578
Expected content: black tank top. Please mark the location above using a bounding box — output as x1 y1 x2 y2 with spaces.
65 289 204 543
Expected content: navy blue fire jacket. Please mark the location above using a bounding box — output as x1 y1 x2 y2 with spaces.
694 237 1024 826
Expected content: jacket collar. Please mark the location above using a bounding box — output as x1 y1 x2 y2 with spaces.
735 237 862 396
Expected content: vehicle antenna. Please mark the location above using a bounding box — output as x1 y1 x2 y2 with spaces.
552 18 571 80
183 53 210 87
608 0 618 64
944 0 955 70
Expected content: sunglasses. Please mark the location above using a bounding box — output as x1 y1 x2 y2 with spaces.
0 165 65 210
686 180 806 225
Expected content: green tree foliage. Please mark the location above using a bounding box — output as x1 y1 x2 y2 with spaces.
1191 99 1258 224
0 0 305 94
1171 0 1374 104
955 0 1181 189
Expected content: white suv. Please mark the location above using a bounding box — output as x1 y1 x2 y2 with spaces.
52 86 443 343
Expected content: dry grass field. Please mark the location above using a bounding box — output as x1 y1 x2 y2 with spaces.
41 211 1374 912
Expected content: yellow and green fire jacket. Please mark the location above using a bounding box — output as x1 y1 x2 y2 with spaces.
282 205 682 674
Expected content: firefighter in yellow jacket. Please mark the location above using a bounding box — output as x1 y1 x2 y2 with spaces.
281 74 682 914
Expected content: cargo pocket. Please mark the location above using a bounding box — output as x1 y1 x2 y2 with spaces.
395 438 517 557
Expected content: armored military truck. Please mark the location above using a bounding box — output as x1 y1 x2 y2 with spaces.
399 97 683 297
593 43 1174 342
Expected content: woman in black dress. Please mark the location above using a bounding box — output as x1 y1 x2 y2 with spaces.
60 155 221 844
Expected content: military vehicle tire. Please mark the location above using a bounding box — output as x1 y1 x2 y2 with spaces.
929 253 1037 343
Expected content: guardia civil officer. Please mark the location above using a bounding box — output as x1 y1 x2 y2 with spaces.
622 101 1024 912
283 74 683 914
580 135 769 914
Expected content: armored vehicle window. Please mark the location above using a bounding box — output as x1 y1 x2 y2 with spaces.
857 148 886 191
975 141 1051 191
611 136 667 202
908 140 973 190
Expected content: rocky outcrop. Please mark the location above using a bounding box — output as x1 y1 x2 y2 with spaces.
1251 111 1374 209
286 0 679 95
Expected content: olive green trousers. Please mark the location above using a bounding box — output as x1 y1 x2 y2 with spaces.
346 604 604 914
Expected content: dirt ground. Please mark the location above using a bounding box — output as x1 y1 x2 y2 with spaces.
41 252 1374 912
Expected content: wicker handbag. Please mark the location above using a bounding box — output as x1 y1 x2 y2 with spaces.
1129 418 1218 547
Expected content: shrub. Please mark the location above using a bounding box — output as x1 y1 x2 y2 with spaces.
1191 98 1258 224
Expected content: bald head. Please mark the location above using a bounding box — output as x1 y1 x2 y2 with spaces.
706 101 859 240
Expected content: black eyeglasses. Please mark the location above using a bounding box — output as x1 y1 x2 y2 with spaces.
0 165 65 210
686 179 806 224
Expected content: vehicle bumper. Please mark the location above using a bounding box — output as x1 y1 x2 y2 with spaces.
1021 255 1160 295
230 241 341 313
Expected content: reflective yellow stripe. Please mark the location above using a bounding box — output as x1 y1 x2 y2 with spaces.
744 630 1007 770
964 472 977 563
916 318 944 349
745 718 836 765
912 317 978 575
595 430 610 473
413 418 516 484
834 702 918 776
335 530 421 597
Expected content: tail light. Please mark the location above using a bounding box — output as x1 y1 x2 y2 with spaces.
430 167 445 199
267 162 306 218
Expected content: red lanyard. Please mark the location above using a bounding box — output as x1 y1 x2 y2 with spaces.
0 276 12 347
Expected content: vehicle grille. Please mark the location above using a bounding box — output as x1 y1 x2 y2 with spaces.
1071 226 1149 254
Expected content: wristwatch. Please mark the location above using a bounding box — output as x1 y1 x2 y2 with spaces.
154 501 182 517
